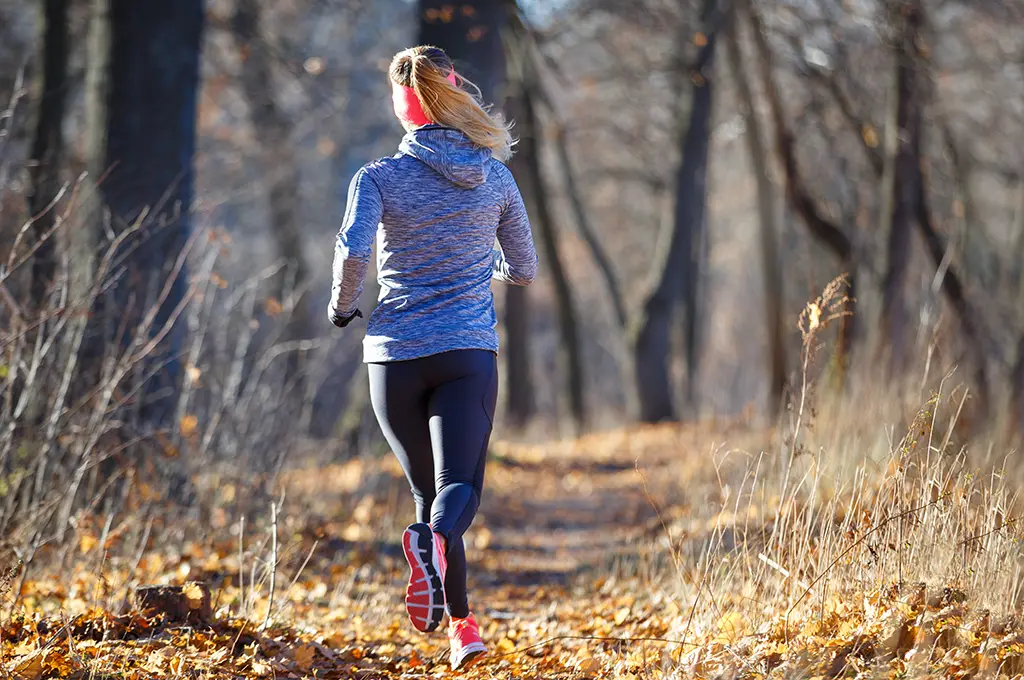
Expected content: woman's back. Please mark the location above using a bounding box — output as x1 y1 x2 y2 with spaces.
328 45 537 670
330 125 536 362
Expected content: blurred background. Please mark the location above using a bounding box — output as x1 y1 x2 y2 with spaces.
1 0 1023 518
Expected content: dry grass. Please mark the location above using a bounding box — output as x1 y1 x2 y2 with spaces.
632 278 1024 678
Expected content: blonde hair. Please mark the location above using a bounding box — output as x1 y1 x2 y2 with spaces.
389 46 514 162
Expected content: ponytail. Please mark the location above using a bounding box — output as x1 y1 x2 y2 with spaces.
391 47 514 162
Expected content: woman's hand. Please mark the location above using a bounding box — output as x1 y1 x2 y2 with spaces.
328 306 363 328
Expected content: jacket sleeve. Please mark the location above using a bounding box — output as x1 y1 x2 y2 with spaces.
330 167 382 317
491 165 538 286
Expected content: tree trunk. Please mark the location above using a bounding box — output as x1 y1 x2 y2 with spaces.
915 174 991 415
1014 176 1024 301
418 0 534 426
549 119 635 416
79 0 204 426
520 84 586 432
943 129 976 284
745 0 859 372
70 0 110 385
724 16 786 419
1012 334 1024 435
745 2 853 264
28 0 69 309
681 166 710 416
547 122 626 330
232 0 311 343
503 286 533 426
632 0 719 424
879 2 923 373
501 90 541 428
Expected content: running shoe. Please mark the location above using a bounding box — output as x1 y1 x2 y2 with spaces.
449 613 487 670
401 523 447 633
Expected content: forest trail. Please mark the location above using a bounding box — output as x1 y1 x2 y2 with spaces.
3 428 704 679
269 430 692 678
5 422 1020 678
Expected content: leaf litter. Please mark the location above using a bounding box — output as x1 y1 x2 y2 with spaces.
1 423 1022 679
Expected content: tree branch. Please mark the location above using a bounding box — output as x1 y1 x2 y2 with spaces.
745 1 852 262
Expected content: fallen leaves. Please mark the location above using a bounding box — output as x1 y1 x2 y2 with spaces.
250 659 273 677
292 642 316 671
7 648 81 680
2 423 1023 680
182 582 206 610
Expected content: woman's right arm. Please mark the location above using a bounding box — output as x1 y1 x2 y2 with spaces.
329 167 383 323
491 167 538 286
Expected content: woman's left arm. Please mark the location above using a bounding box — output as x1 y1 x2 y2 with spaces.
329 167 383 325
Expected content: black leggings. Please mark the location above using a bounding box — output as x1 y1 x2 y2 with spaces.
368 349 497 619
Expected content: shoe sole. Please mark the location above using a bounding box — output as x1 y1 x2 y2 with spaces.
402 523 445 633
452 644 487 671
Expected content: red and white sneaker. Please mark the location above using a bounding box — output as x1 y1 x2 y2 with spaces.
448 613 487 670
401 523 447 633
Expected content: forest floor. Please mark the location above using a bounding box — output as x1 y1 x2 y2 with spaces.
4 420 1024 679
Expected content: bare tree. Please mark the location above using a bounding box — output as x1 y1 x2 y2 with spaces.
77 0 205 426
27 0 69 309
724 9 786 418
1013 335 1024 434
633 0 720 423
512 23 586 431
878 0 924 373
231 0 311 342
745 0 858 375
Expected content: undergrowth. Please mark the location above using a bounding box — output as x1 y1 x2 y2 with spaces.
650 276 1024 678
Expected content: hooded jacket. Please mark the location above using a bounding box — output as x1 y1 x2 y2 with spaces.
330 125 538 363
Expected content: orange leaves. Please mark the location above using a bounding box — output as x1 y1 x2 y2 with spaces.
179 414 199 438
712 611 750 644
424 5 478 23
141 648 185 676
495 635 516 654
466 25 489 42
182 582 206 610
9 420 1024 680
471 525 493 549
79 532 99 554
292 643 316 671
250 658 274 677
7 648 80 680
264 297 283 316
862 123 879 148
423 6 455 23
574 651 602 674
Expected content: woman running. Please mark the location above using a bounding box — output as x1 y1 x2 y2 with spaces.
327 45 537 670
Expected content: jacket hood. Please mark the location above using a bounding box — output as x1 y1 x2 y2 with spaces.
398 126 492 188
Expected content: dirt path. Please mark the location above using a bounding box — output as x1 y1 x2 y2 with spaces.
271 432 690 678
471 442 664 590
3 432 697 680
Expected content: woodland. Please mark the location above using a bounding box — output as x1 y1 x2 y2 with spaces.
1 0 1024 677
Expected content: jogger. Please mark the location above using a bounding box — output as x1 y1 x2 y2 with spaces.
368 349 497 619
328 44 536 670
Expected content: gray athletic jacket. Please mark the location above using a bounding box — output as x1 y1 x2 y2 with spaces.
329 125 538 363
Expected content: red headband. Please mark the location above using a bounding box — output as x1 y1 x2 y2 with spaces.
392 70 459 127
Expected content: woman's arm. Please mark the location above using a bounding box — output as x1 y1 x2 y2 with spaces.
491 166 538 286
330 167 383 321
